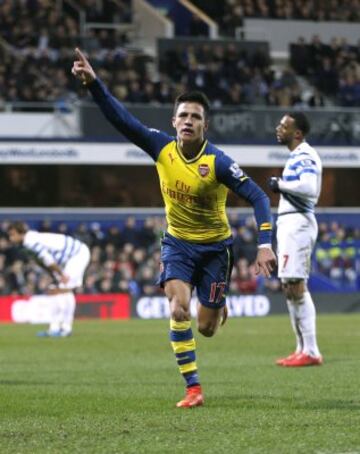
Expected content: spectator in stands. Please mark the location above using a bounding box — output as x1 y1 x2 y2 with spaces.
155 79 173 104
338 72 360 107
232 223 258 264
226 82 248 105
290 37 309 76
222 3 244 37
233 258 258 294
6 260 27 295
308 88 325 107
138 218 157 249
106 225 123 248
0 273 11 295
120 216 140 247
83 274 98 294
74 223 93 246
136 263 159 296
89 222 105 246
315 57 339 95
56 222 70 236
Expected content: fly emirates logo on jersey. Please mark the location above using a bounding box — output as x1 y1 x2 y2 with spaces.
161 179 216 208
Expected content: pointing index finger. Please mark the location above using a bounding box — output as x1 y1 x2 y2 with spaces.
75 47 87 62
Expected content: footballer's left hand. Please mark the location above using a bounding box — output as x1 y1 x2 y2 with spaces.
255 247 277 278
268 176 281 193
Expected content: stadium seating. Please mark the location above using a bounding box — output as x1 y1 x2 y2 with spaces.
1 215 359 296
191 0 360 37
290 36 360 106
2 0 358 107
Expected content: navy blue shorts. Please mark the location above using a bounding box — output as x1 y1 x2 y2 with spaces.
158 233 234 309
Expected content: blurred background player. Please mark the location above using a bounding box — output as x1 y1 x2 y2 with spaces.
72 48 276 407
7 221 90 337
268 113 323 367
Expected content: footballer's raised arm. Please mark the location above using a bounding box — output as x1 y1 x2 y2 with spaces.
72 48 171 160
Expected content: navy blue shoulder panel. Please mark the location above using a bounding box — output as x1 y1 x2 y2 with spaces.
206 142 246 190
208 142 273 244
89 78 173 161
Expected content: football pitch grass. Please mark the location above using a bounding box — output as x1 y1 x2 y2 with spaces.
1 314 360 454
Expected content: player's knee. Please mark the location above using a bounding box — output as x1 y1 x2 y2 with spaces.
282 279 305 300
197 321 216 337
170 299 190 322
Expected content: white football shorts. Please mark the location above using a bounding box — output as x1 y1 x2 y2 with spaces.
60 243 91 289
276 212 318 280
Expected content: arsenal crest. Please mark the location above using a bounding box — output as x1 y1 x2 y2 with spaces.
198 164 210 177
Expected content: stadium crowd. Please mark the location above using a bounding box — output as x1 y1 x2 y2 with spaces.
0 34 303 108
193 0 360 37
0 217 359 297
291 36 360 106
315 221 360 289
159 42 303 107
0 0 133 106
1 0 359 107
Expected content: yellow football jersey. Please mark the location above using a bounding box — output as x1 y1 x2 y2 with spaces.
157 140 230 242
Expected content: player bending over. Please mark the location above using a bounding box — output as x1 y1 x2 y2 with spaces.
8 221 90 337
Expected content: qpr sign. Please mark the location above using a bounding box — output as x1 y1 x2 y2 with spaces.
136 295 270 319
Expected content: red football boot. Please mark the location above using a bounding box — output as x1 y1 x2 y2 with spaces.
276 352 300 366
176 385 204 408
283 352 323 367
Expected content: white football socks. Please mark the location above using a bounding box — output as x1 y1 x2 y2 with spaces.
61 292 76 334
48 294 63 333
286 299 303 354
48 292 76 334
288 292 321 358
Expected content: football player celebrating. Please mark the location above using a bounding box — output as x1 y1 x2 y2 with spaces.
72 48 276 407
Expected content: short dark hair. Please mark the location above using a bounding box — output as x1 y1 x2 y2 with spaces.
8 221 28 234
174 91 211 119
287 112 310 136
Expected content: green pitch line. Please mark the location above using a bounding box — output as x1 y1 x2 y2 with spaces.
0 315 359 454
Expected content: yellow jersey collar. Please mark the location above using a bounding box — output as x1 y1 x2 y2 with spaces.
176 140 208 163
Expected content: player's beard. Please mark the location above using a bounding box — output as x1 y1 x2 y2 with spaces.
277 135 290 146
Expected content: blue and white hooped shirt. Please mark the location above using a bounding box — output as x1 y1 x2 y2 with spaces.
23 231 83 268
278 141 322 216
